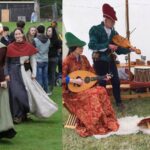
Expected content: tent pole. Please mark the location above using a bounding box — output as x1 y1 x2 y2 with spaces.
125 0 131 81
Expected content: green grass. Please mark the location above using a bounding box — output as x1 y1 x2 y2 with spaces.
0 87 62 150
63 97 150 150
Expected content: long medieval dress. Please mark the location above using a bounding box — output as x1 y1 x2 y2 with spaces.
5 41 58 121
63 54 119 137
0 43 16 139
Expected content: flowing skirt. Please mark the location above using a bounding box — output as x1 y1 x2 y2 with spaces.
21 66 58 118
64 86 119 137
0 87 16 138
8 63 30 119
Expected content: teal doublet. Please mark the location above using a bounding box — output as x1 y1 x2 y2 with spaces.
88 22 130 62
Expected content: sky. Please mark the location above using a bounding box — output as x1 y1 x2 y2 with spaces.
63 0 150 64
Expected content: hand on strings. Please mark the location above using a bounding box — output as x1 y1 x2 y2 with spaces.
109 44 118 52
104 73 112 81
0 81 7 88
5 75 10 81
129 47 135 52
70 78 84 85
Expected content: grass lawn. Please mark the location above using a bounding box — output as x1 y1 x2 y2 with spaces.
63 97 150 150
0 87 62 150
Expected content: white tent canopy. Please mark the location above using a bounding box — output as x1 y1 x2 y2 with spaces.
63 0 150 64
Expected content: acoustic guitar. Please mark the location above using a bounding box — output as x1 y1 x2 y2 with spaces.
68 70 112 93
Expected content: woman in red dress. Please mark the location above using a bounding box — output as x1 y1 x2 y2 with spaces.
63 32 119 137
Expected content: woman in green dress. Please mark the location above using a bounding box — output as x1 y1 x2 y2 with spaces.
0 42 16 139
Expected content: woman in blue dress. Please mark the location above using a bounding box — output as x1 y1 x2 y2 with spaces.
5 28 58 124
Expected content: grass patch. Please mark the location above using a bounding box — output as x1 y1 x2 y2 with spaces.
63 97 150 150
0 87 62 150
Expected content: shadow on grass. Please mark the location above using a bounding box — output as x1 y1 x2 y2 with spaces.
0 139 14 145
14 118 58 125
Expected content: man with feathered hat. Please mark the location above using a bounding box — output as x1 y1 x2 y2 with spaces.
88 3 132 109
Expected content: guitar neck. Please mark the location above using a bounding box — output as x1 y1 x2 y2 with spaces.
91 75 106 81
84 75 106 83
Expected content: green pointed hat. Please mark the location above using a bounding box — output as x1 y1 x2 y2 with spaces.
65 32 86 47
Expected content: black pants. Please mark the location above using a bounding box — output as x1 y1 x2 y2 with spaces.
94 60 122 105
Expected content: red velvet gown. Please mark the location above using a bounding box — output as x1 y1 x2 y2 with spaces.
63 54 119 137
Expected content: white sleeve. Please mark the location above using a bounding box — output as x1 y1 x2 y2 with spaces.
89 48 107 52
99 48 107 52
30 54 37 78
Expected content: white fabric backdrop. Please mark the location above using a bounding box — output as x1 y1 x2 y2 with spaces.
63 0 150 64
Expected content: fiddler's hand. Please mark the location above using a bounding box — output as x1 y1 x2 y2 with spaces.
70 78 84 85
109 44 118 52
104 73 113 81
129 47 141 54
0 81 7 88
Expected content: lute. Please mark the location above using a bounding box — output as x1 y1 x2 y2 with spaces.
68 70 112 93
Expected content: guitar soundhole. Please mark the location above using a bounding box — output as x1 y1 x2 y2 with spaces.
84 77 90 83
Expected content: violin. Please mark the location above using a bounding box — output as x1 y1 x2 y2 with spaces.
112 34 141 54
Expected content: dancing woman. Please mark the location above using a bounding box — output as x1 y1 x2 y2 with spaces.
5 28 58 124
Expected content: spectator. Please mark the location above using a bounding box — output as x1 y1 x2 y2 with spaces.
0 23 3 40
26 26 37 44
33 25 50 93
31 11 37 23
50 21 62 74
1 26 11 46
9 20 26 43
46 26 62 95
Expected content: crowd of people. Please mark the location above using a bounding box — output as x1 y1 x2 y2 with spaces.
0 20 62 139
0 2 143 141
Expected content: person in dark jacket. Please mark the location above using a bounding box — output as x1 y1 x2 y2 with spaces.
46 26 62 95
0 26 11 46
51 21 63 74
